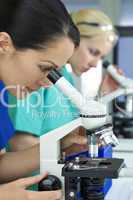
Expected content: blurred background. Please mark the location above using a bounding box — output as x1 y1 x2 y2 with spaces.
63 0 133 139
62 0 133 75
62 0 133 26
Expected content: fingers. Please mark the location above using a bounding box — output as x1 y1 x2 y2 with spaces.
72 135 87 145
16 173 48 188
118 68 123 75
113 65 124 75
28 190 62 200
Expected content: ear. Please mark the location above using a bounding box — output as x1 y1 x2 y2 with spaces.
0 32 15 54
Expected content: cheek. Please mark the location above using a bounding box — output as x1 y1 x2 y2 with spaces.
18 64 42 85
77 50 90 66
76 50 85 63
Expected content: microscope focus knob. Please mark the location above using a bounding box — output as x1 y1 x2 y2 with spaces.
38 175 62 191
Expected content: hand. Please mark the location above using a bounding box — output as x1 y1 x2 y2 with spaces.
61 128 87 150
100 67 123 95
63 143 88 156
0 173 61 200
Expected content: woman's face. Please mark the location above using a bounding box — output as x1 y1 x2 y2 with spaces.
70 35 113 76
0 36 74 97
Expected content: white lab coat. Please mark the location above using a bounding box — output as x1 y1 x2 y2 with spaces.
66 60 103 98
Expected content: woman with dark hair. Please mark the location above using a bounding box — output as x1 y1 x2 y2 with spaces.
0 0 80 199
8 9 119 155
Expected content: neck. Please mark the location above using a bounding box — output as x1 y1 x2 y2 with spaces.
0 62 2 80
0 54 7 81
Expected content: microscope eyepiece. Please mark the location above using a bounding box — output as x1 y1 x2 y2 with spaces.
103 60 110 69
47 69 62 84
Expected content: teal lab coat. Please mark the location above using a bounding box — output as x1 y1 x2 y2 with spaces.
9 66 79 136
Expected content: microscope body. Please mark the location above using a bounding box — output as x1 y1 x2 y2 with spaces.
103 61 133 138
62 156 123 200
113 94 133 138
40 66 125 199
40 117 123 200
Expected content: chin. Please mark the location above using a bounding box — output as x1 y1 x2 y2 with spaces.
8 88 28 99
74 69 81 76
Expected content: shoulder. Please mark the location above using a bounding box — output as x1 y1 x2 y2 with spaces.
60 65 75 85
0 81 15 150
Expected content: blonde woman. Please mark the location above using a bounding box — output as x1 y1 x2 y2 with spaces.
9 9 119 162
70 9 118 98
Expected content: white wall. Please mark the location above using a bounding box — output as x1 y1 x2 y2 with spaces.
62 0 100 12
120 0 133 25
62 0 133 26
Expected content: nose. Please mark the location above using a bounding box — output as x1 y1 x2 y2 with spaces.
89 57 100 68
38 79 52 88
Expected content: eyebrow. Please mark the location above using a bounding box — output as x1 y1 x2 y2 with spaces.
89 47 106 59
101 55 106 60
92 48 106 58
89 47 100 54
38 64 54 72
77 22 100 27
40 60 59 68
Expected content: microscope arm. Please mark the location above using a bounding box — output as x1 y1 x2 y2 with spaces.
47 69 107 130
103 61 133 88
100 88 125 104
47 69 119 147
47 69 84 110
100 61 133 116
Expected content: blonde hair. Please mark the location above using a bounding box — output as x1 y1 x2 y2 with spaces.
71 9 118 45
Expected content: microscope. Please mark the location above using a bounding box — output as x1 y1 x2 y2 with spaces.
102 61 133 138
39 63 129 200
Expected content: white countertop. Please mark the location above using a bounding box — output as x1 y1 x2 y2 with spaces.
114 139 133 152
106 178 133 200
106 139 133 199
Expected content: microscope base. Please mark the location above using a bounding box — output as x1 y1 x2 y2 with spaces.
65 145 112 196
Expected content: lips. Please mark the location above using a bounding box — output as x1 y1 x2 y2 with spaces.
81 65 95 73
25 86 39 93
26 83 52 92
81 68 89 73
42 83 52 88
39 81 53 88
